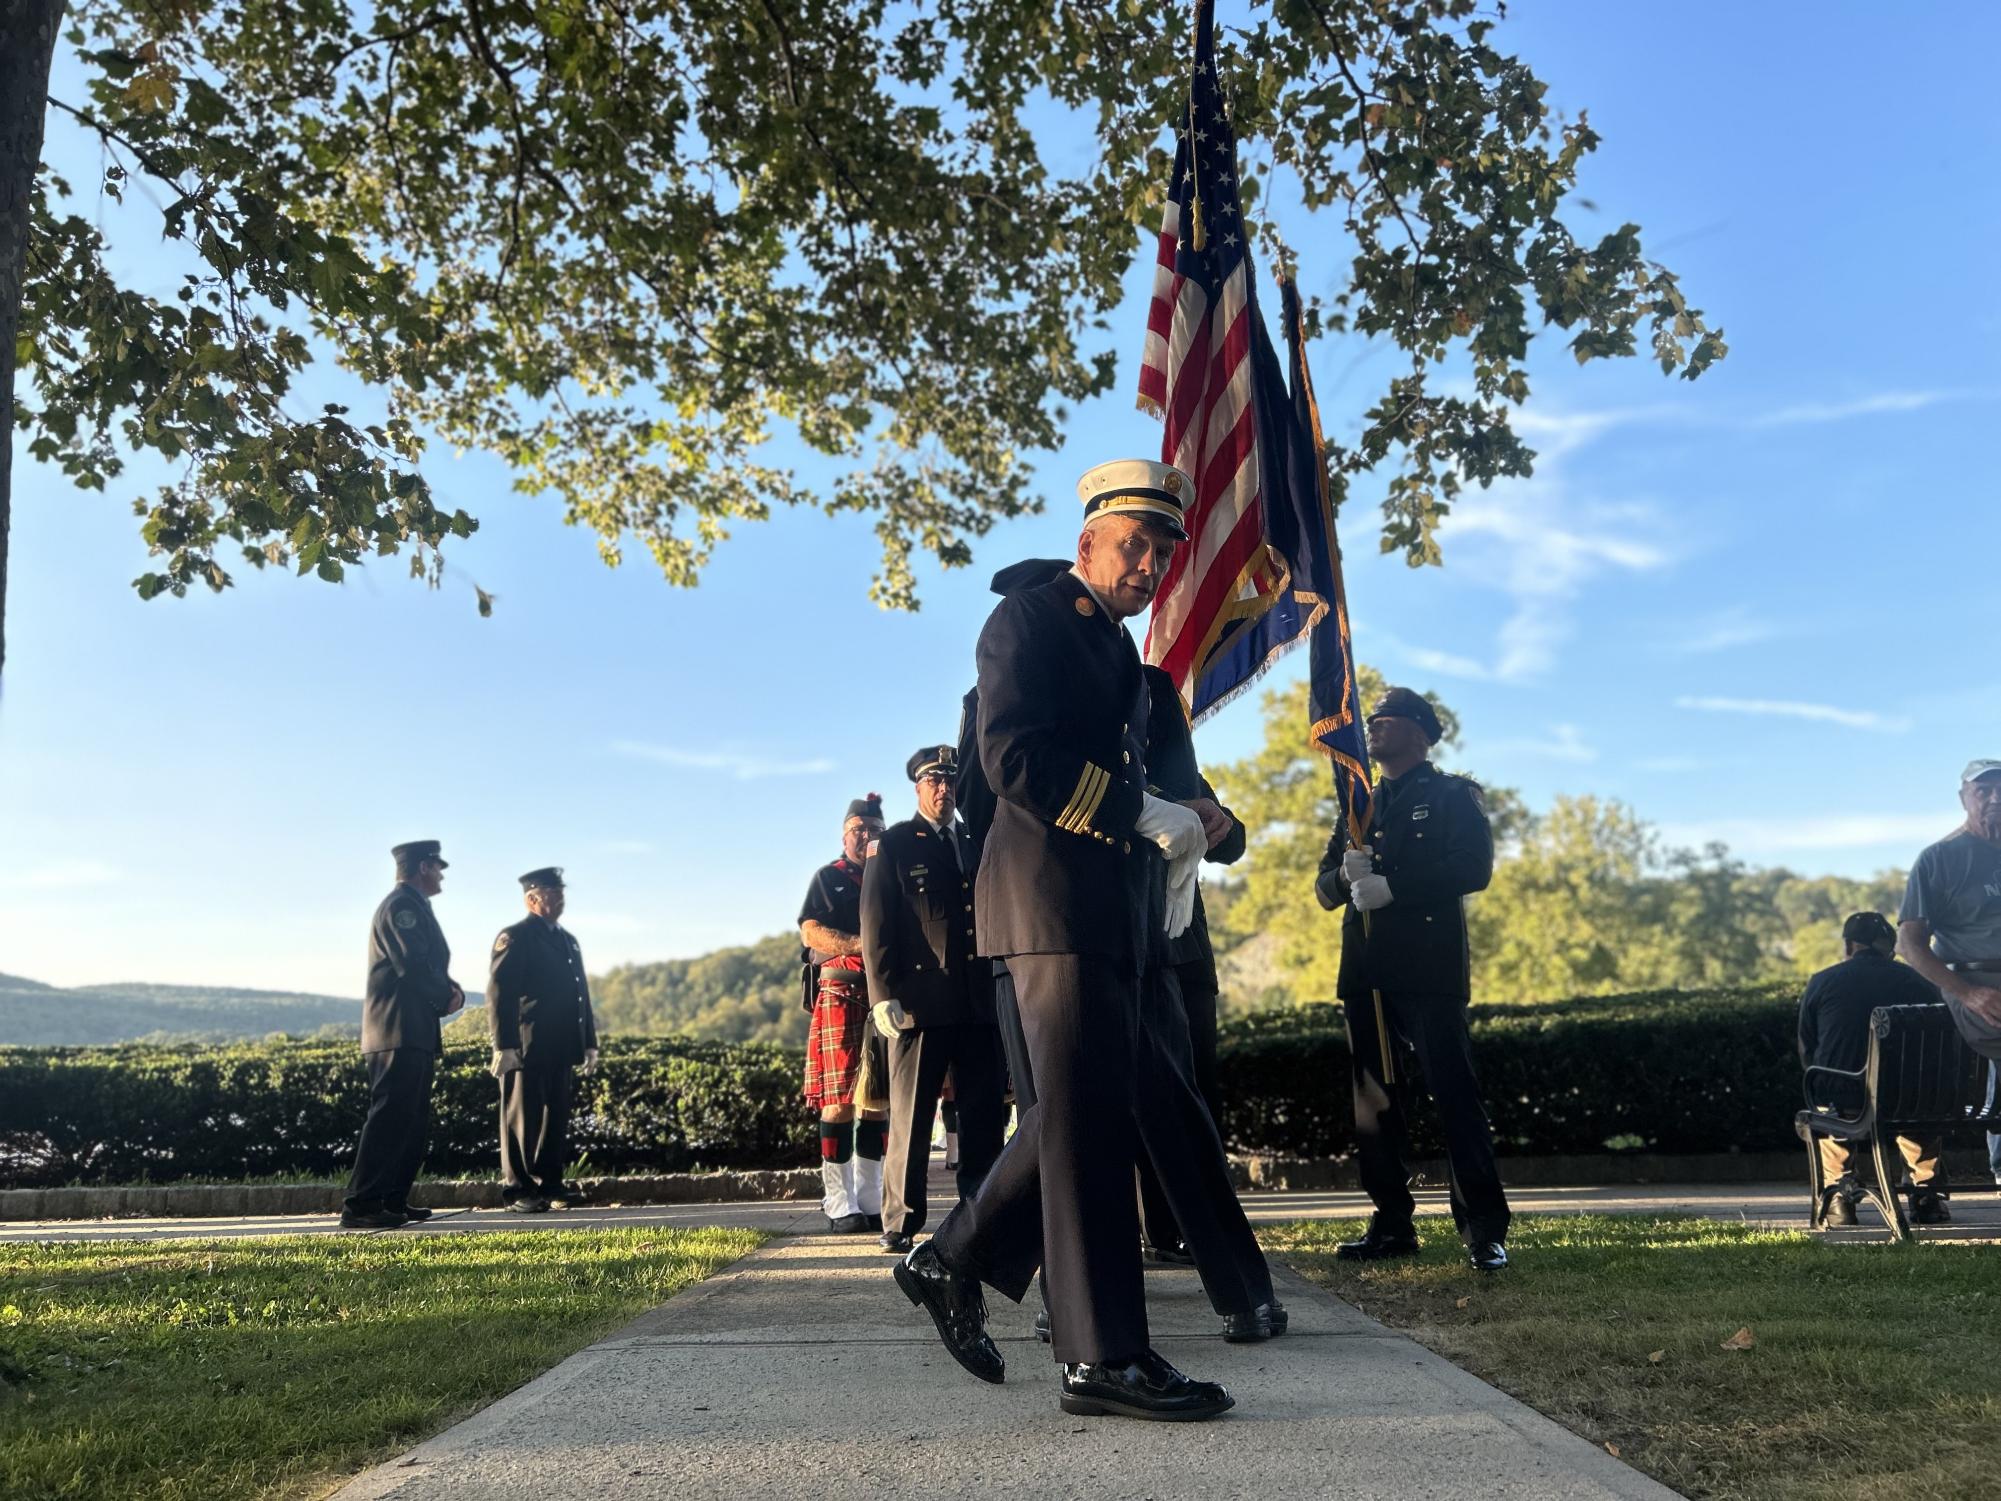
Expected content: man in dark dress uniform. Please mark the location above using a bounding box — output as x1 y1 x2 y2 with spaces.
896 458 1234 1423
862 745 1008 1254
1315 688 1510 1272
489 867 601 1213
1801 911 1948 1225
343 839 465 1230
799 797 890 1232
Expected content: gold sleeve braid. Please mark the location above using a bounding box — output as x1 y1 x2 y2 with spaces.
1055 762 1111 834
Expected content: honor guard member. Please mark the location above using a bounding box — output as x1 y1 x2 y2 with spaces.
897 458 1234 1422
1315 688 1511 1272
862 745 1008 1254
800 796 890 1232
1800 911 1948 1226
343 840 465 1230
489 868 601 1213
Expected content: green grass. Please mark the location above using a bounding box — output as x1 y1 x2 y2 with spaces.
1267 1215 2001 1501
0 1226 762 1501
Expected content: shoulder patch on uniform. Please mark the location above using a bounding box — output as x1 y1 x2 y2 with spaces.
1465 780 1487 814
493 932 511 952
394 909 419 931
1074 595 1096 617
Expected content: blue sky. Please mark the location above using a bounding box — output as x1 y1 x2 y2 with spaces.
4 1 1998 996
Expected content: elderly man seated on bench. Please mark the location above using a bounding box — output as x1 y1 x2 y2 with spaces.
1800 911 1950 1226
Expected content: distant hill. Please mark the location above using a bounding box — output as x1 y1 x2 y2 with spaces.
0 973 364 1046
592 933 803 1046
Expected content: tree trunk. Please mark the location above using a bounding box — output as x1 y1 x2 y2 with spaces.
0 0 65 681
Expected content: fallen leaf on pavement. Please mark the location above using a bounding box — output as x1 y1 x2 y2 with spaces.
1605 1442 1622 1458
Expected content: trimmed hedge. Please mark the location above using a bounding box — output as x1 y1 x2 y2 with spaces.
0 1033 817 1188
0 983 1888 1186
1216 984 1810 1159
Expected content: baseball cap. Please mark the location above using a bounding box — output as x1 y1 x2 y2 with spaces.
1963 759 2001 784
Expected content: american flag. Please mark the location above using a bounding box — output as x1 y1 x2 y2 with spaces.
1138 0 1312 723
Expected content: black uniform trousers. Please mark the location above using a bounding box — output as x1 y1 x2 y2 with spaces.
1343 989 1511 1244
345 1048 437 1214
883 1023 1007 1235
930 953 1146 1365
994 964 1036 1111
500 1062 577 1201
1137 966 1221 1250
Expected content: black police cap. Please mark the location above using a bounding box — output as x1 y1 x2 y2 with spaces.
907 745 958 782
1368 686 1443 745
391 840 447 867
519 867 565 891
1842 911 1896 952
989 557 1072 596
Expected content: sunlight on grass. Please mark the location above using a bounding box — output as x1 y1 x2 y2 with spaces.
0 1227 763 1501
1267 1214 2001 1501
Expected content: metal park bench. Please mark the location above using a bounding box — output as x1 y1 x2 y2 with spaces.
1796 1003 2001 1240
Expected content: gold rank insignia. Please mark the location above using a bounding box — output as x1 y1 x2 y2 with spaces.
1074 596 1095 617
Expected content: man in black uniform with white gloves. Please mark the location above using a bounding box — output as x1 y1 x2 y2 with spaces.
895 457 1234 1422
489 867 601 1213
1315 688 1511 1272
862 745 1008 1254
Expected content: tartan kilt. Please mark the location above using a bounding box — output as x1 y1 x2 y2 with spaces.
805 962 868 1107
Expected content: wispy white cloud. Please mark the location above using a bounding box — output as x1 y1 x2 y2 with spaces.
1635 755 1708 774
1674 696 1910 734
13 859 122 890
1375 632 1492 681
1661 607 1787 657
1483 723 1598 764
1746 391 1959 428
1661 812 1952 855
611 740 835 780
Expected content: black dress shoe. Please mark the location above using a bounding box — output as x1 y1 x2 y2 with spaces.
893 1243 1004 1385
1469 1240 1508 1272
1034 1306 1051 1343
1266 1300 1288 1336
508 1197 550 1215
879 1231 914 1255
865 1213 884 1232
827 1213 870 1234
1060 1349 1233 1422
1145 1242 1197 1267
1334 1221 1420 1262
1912 1187 1952 1225
1818 1186 1859 1227
1221 1303 1278 1343
387 1204 432 1222
339 1208 408 1230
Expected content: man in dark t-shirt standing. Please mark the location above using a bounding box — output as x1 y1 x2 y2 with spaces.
1896 759 2001 1183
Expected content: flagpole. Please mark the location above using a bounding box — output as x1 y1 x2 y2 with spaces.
1282 271 1394 1089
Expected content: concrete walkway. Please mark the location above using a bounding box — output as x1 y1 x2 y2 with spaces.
327 1232 1676 1501
9 1176 1999 1243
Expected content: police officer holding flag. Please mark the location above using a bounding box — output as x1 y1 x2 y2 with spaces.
1316 688 1511 1272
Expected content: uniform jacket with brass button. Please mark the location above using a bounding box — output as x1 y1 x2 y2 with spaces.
860 816 996 1028
1321 761 1493 1000
974 570 1153 966
486 916 599 1069
362 884 457 1054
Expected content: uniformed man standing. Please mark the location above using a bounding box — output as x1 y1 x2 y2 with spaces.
800 796 890 1232
1315 689 1510 1272
342 840 465 1230
862 745 1008 1254
488 867 601 1213
896 459 1233 1422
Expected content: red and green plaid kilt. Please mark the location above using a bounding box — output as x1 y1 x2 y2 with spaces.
805 960 868 1107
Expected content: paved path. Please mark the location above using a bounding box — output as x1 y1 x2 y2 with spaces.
326 1232 1676 1501
8 1174 1998 1243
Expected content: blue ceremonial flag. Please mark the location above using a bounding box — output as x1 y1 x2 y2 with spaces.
1278 278 1374 843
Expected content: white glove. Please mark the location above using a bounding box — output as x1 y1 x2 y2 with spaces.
1350 874 1393 912
1137 794 1204 939
870 1000 911 1039
582 1047 600 1074
490 1047 523 1076
1341 847 1374 884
